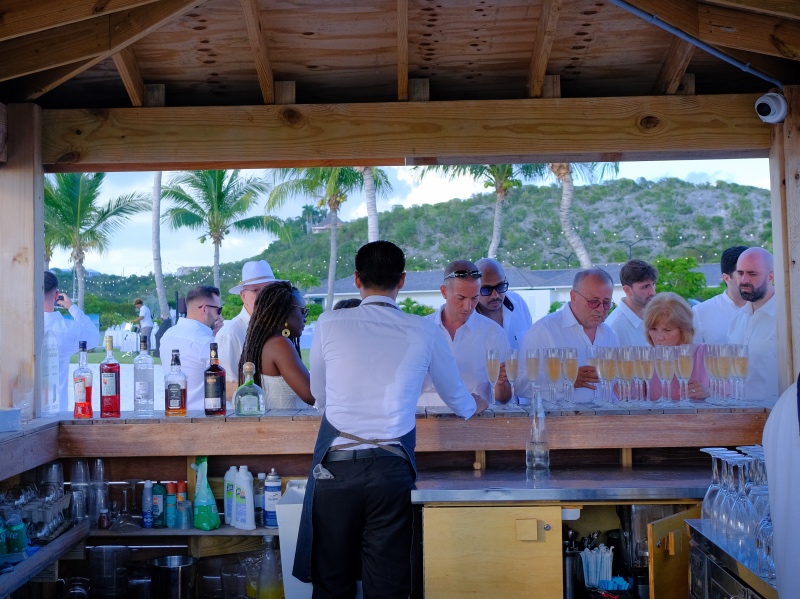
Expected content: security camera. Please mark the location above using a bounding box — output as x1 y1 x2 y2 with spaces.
755 93 787 124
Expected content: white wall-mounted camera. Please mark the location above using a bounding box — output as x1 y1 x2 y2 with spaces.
755 93 788 124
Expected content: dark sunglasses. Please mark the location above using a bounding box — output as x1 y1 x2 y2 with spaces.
444 269 482 281
200 304 223 315
480 281 509 296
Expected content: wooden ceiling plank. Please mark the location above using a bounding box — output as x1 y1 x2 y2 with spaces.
274 81 295 105
528 0 562 98
397 0 408 101
0 0 158 43
112 46 144 107
653 37 696 94
143 83 166 107
699 2 800 60
239 0 274 104
40 94 769 171
614 0 699 38
702 0 800 20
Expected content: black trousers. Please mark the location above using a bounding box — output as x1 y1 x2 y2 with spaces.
311 454 415 599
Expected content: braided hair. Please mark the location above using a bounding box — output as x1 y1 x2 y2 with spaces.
238 281 302 384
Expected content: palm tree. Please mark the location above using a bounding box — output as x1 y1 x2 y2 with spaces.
44 172 150 309
268 167 390 310
162 170 278 290
548 162 619 269
151 171 171 323
416 164 547 259
355 166 384 242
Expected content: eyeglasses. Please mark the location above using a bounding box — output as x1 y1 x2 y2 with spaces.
294 305 310 318
480 281 509 296
574 290 614 311
443 269 482 281
200 304 223 315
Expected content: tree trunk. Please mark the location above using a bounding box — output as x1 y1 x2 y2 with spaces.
213 241 221 291
151 172 171 321
487 185 506 259
553 164 592 269
326 209 339 311
75 257 86 310
360 167 379 242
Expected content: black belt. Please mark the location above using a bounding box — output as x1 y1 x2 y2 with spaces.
323 447 404 462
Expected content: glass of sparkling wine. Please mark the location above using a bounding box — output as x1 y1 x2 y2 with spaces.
560 347 579 404
717 344 734 405
505 349 519 405
654 345 675 405
598 347 618 403
617 346 635 403
586 345 600 404
703 344 717 402
637 345 655 403
733 344 749 403
676 344 695 404
526 348 541 402
486 348 500 406
545 348 562 404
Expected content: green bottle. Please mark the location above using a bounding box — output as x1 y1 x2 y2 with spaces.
153 483 167 528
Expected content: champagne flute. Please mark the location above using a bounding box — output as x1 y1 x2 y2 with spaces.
717 344 734 405
654 345 675 405
486 349 500 406
704 344 717 403
598 347 618 403
618 346 636 403
545 348 561 404
675 344 695 405
526 348 541 406
732 344 749 403
505 349 519 405
560 347 579 405
586 345 600 404
637 346 655 403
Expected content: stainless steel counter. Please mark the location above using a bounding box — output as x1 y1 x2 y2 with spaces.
411 466 709 503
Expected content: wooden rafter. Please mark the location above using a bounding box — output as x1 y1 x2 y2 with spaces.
40 94 769 171
1 0 208 99
0 0 159 43
699 2 800 60
239 0 274 104
397 0 409 101
702 0 800 21
528 0 562 98
112 46 145 107
653 37 695 94
617 0 699 37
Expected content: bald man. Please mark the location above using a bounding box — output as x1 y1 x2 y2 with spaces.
727 247 778 403
474 258 533 350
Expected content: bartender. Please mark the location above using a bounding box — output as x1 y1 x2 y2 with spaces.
293 240 487 598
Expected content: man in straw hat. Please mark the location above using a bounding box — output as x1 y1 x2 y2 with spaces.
218 260 282 398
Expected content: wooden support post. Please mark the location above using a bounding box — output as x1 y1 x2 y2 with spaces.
620 447 633 469
408 79 429 102
143 84 166 108
274 81 295 105
473 449 486 470
0 104 43 409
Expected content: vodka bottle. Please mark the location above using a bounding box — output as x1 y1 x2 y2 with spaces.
526 388 550 470
133 335 155 417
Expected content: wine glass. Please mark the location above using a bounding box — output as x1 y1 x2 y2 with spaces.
654 345 675 405
586 346 600 404
617 346 636 403
717 344 734 405
704 344 719 403
637 346 655 404
545 348 561 404
560 347 578 405
699 448 727 521
675 344 694 405
732 344 749 403
485 349 500 406
505 349 519 405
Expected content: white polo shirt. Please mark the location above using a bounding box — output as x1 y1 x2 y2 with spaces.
604 299 648 346
727 295 778 403
692 290 741 345
158 317 215 411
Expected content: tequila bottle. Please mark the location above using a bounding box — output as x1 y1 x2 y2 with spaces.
234 362 266 416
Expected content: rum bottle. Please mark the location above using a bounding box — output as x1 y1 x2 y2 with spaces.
133 335 155 418
99 335 121 418
164 349 188 417
204 342 226 416
73 340 93 419
234 362 266 416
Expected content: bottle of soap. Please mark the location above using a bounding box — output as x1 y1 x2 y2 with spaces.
233 465 256 531
223 466 238 525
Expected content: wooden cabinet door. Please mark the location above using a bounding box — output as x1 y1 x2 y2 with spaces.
648 505 700 599
423 505 563 598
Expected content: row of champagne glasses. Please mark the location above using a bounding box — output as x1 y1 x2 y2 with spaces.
704 344 749 403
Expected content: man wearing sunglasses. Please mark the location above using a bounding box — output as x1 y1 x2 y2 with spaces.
475 258 533 350
419 260 512 406
159 285 225 410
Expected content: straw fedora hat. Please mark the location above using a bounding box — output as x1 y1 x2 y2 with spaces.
229 260 283 294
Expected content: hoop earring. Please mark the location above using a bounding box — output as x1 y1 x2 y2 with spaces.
282 321 291 337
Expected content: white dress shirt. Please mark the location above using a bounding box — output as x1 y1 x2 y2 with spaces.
727 295 778 403
490 291 533 350
216 307 251 383
762 382 800 599
692 290 740 345
518 303 619 403
604 299 648 346
158 317 215 411
44 306 101 411
138 305 154 329
311 295 476 449
418 307 510 407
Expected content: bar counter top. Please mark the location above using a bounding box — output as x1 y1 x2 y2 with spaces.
412 466 709 503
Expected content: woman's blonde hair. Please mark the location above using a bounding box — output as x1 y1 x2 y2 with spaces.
642 292 695 345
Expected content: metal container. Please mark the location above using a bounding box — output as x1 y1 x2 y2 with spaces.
149 556 198 599
88 545 130 598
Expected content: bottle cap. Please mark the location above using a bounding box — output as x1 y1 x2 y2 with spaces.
258 472 266 479
243 362 255 374
165 482 177 494
144 480 153 488
79 340 87 351
177 480 187 493
99 508 108 514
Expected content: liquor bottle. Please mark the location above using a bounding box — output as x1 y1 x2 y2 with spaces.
164 349 188 417
133 335 155 418
526 388 550 470
73 340 93 419
99 335 121 418
204 342 226 416
234 362 266 416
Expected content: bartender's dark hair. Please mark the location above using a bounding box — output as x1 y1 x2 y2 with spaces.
239 281 302 384
619 259 658 288
721 246 748 276
44 271 58 294
355 241 405 290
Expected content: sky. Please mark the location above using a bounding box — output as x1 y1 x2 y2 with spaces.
49 158 771 277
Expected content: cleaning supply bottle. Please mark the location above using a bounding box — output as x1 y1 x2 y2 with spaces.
176 480 187 503
233 465 256 531
254 473 266 527
142 480 154 529
224 466 238 525
191 456 221 531
264 469 281 528
257 536 284 599
165 482 177 528
153 483 167 528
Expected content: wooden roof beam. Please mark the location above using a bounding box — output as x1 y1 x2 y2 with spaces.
0 0 159 43
397 0 408 101
528 0 562 98
653 37 695 94
40 94 770 171
702 0 800 21
239 0 274 104
2 0 208 100
112 46 144 107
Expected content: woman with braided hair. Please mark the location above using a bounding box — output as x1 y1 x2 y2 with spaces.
239 281 315 409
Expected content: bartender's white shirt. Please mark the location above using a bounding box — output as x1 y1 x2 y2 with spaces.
604 299 648 346
417 307 510 407
138 305 154 329
215 307 250 382
44 306 101 411
762 382 800 598
727 295 778 403
158 317 214 411
692 290 740 345
311 295 476 449
518 302 619 403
